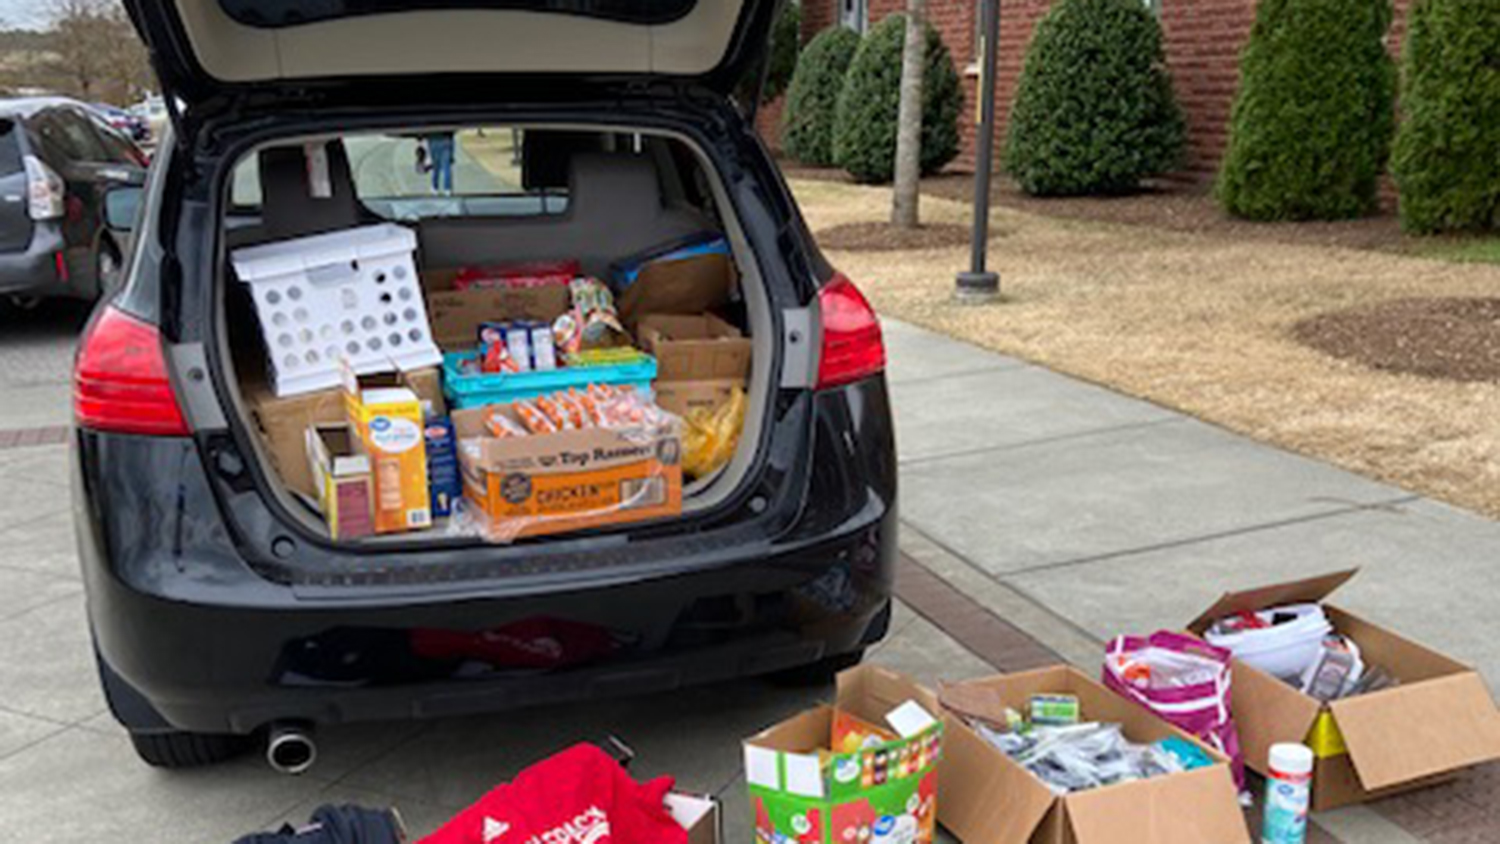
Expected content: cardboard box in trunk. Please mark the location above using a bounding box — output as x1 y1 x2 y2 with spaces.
422 268 572 351
743 665 942 844
305 424 374 540
654 378 745 420
637 313 751 382
616 251 737 330
451 405 682 540
243 366 444 501
1187 570 1500 811
938 666 1249 844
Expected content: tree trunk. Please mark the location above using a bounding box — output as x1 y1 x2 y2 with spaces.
891 0 928 228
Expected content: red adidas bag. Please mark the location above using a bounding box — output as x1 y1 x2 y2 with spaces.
421 743 687 844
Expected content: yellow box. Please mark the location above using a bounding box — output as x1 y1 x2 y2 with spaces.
343 367 431 534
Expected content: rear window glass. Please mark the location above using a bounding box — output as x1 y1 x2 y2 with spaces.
231 128 572 222
218 0 695 27
0 122 21 176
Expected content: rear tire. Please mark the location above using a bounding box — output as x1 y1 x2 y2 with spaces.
765 649 866 688
129 730 252 769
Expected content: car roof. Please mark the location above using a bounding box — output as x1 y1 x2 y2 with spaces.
0 97 89 118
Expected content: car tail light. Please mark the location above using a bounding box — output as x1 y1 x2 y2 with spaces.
816 273 886 389
23 155 64 220
74 306 189 436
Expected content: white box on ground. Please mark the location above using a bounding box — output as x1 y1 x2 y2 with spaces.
232 223 442 397
665 792 722 844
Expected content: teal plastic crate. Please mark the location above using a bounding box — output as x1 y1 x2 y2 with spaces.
442 351 657 409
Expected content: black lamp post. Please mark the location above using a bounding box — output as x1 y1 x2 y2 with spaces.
956 0 1001 300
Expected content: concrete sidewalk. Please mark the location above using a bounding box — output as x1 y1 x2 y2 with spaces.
0 306 1496 842
884 317 1500 844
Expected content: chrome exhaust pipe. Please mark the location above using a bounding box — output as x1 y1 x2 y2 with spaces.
265 723 317 775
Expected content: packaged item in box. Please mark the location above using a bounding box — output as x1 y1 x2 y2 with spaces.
680 385 746 480
424 412 462 518
1029 693 1080 726
531 323 558 371
343 366 431 534
305 423 375 539
1103 631 1246 792
553 277 626 355
745 666 941 844
449 391 681 543
452 259 580 291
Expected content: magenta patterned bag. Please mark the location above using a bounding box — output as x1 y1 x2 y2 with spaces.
1102 631 1246 791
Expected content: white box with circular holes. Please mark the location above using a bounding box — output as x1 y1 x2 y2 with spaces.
231 224 442 397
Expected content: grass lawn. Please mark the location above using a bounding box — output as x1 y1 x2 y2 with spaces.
789 178 1500 518
1413 236 1500 266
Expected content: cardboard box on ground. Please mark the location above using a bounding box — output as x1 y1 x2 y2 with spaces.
744 665 942 844
938 665 1251 844
665 793 723 844
1187 570 1500 812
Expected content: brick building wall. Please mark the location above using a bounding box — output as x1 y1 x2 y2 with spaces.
780 0 1416 183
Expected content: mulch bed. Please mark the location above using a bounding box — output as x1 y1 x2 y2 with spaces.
815 220 974 252
778 157 1411 253
1293 298 1500 383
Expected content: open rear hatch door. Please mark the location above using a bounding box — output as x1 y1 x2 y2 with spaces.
123 0 780 122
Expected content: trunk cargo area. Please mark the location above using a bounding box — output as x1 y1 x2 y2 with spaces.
216 125 777 548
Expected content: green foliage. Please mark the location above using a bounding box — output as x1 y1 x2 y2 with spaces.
782 26 862 166
1217 0 1395 220
1002 0 1184 196
1391 0 1500 233
831 14 961 184
763 1 803 103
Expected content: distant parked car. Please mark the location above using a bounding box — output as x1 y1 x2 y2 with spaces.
0 98 147 308
90 102 151 143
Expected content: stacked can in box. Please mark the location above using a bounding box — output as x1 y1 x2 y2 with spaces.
476 321 557 374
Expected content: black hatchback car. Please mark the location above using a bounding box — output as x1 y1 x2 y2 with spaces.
78 0 895 770
0 98 147 308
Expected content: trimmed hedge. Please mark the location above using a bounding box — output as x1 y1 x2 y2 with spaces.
1217 0 1395 220
782 26 861 166
1391 0 1500 233
1004 0 1184 196
763 1 802 103
831 14 961 184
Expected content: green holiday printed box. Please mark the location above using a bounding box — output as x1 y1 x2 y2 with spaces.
744 666 943 844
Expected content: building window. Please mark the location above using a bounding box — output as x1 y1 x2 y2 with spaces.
840 0 867 33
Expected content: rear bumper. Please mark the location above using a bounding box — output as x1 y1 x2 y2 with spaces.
0 223 72 297
75 380 898 735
